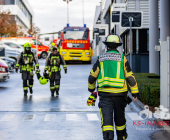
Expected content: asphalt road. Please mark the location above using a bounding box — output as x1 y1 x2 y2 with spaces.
0 57 167 140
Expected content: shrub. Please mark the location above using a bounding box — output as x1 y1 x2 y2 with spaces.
133 73 160 108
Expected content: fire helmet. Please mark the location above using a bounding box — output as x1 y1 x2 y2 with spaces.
103 34 123 48
39 76 48 85
24 42 31 52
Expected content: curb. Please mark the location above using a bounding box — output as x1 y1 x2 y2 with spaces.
128 92 170 136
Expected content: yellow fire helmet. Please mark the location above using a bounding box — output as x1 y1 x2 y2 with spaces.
39 76 48 85
51 43 55 47
103 34 123 48
24 42 31 48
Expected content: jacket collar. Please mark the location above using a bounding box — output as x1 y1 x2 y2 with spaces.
106 49 119 53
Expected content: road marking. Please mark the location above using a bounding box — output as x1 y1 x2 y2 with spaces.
87 114 99 121
66 114 77 121
44 114 56 121
1 114 15 122
23 115 35 121
127 113 143 120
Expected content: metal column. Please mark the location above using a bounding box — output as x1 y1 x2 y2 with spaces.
136 29 139 54
155 37 170 112
135 0 140 54
149 0 159 75
160 0 170 41
129 17 133 68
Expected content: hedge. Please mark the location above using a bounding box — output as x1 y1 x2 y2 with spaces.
133 73 160 108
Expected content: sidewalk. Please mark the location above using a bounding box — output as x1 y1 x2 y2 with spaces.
126 92 170 140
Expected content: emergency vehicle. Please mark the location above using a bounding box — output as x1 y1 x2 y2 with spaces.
59 25 92 63
1 37 49 59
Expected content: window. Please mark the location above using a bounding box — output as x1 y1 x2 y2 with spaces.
7 43 20 48
16 0 32 26
0 0 14 5
64 31 89 40
32 39 42 46
147 30 149 51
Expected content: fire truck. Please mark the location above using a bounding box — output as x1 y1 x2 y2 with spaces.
59 25 92 64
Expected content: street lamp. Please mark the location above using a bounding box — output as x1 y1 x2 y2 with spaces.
82 0 84 25
53 26 55 40
63 0 72 24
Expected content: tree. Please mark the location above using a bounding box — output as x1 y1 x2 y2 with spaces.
0 9 26 37
27 23 40 37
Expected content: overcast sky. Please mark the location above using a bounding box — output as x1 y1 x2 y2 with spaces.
28 0 101 38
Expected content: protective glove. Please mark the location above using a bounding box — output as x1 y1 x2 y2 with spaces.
65 69 67 74
36 69 40 74
132 93 139 98
87 92 97 106
44 73 49 79
30 69 34 76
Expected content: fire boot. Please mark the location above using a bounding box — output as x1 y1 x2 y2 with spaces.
51 92 54 97
24 90 28 96
29 87 33 94
117 133 128 140
56 91 59 96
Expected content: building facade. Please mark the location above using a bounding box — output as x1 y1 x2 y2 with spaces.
93 0 162 74
0 0 34 31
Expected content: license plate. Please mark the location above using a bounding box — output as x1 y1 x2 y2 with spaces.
72 58 79 60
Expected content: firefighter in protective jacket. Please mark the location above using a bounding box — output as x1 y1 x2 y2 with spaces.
49 43 57 53
15 43 39 96
87 35 139 140
44 47 67 96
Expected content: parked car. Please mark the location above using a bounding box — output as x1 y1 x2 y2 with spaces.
0 59 10 81
4 42 23 53
0 41 20 61
0 57 16 71
4 42 37 55
4 44 20 61
1 37 49 59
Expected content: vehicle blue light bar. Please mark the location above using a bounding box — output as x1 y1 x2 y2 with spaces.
84 24 86 27
67 24 69 27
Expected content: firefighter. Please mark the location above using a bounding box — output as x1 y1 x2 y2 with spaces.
87 34 139 140
44 47 67 96
49 43 57 53
15 43 39 96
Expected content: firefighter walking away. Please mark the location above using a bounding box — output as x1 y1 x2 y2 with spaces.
15 43 39 96
87 34 139 140
44 47 67 97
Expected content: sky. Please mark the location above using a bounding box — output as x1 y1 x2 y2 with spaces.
27 0 101 39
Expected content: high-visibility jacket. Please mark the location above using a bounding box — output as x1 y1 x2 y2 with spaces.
15 51 39 71
44 53 67 73
98 51 125 88
88 49 139 97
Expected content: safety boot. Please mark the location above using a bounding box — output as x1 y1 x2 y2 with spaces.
51 92 54 97
117 133 128 140
29 88 33 94
56 91 59 96
24 90 28 96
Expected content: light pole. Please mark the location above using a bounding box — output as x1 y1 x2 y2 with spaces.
63 0 72 24
82 0 84 25
129 16 134 68
53 26 55 40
